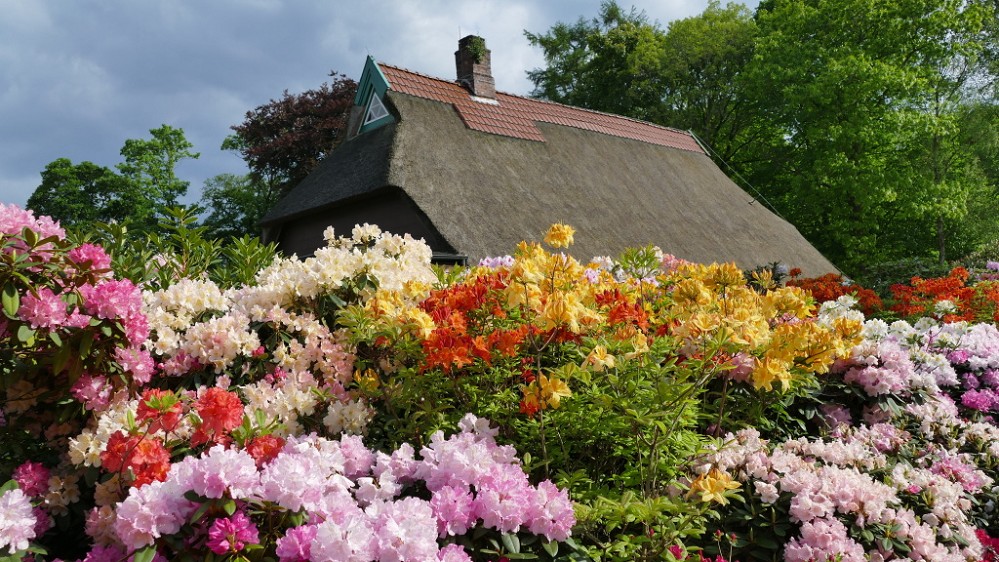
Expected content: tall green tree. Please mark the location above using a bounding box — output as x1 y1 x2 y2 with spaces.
116 124 199 223
26 125 199 231
226 72 357 198
198 173 277 239
26 159 127 228
744 0 995 270
526 2 766 166
525 2 667 122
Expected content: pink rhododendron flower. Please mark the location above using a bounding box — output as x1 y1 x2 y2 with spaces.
527 480 576 542
17 287 67 329
0 203 64 240
68 243 112 271
311 514 377 562
115 347 155 385
276 525 317 562
373 497 439 562
473 463 535 533
173 445 260 499
71 374 112 412
437 543 474 562
430 485 476 537
113 479 195 549
206 511 259 555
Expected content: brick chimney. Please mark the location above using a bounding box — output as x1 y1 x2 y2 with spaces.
455 35 495 99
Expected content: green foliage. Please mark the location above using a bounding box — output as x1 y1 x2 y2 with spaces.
25 159 128 229
198 173 277 239
525 1 668 122
26 125 200 232
853 257 954 296
744 0 996 271
74 207 277 290
116 124 199 223
526 0 999 271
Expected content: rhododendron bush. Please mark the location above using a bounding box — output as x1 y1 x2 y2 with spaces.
3 205 999 562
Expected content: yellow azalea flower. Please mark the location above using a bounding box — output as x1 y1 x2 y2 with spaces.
537 374 572 409
707 262 745 288
403 308 436 338
673 278 713 307
354 368 380 392
540 291 587 332
762 287 814 319
544 222 576 248
586 345 616 372
751 269 776 290
689 469 741 505
402 280 432 300
752 356 792 392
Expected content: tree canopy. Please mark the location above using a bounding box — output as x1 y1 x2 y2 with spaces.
27 125 200 231
526 0 999 273
225 73 358 198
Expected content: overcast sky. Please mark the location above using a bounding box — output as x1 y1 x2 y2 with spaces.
1 0 755 209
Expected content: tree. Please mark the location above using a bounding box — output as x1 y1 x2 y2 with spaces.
198 173 277 239
226 73 358 198
525 2 667 122
26 125 199 231
26 159 127 228
526 2 766 166
743 0 996 270
116 124 199 223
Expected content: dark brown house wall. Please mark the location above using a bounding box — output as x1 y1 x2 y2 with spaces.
277 187 455 258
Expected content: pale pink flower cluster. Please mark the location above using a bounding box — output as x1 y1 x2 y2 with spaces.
101 415 573 560
783 517 865 562
0 487 37 554
842 339 916 396
707 425 984 561
0 203 64 255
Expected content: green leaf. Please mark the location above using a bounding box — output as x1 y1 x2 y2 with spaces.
501 532 521 554
222 498 237 515
0 479 20 494
53 342 71 374
133 546 157 562
79 331 95 357
542 540 559 557
1 283 18 318
16 325 35 344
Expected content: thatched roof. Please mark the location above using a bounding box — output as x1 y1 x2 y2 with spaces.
261 62 838 276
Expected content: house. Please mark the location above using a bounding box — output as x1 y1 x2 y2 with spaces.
260 36 838 275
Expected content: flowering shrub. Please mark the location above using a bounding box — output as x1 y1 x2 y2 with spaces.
891 267 999 324
785 271 883 315
4 204 999 562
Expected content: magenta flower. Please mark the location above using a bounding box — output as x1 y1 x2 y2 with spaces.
206 511 259 555
12 461 50 498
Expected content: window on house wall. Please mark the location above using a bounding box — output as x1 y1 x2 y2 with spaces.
363 92 389 126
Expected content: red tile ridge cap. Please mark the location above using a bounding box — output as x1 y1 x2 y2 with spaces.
377 62 704 154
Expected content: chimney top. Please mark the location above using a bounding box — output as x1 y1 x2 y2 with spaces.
455 35 496 100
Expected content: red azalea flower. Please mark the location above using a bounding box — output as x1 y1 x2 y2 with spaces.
136 388 183 433
245 434 285 467
192 387 244 446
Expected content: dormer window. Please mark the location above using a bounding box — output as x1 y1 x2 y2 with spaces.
363 92 389 126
